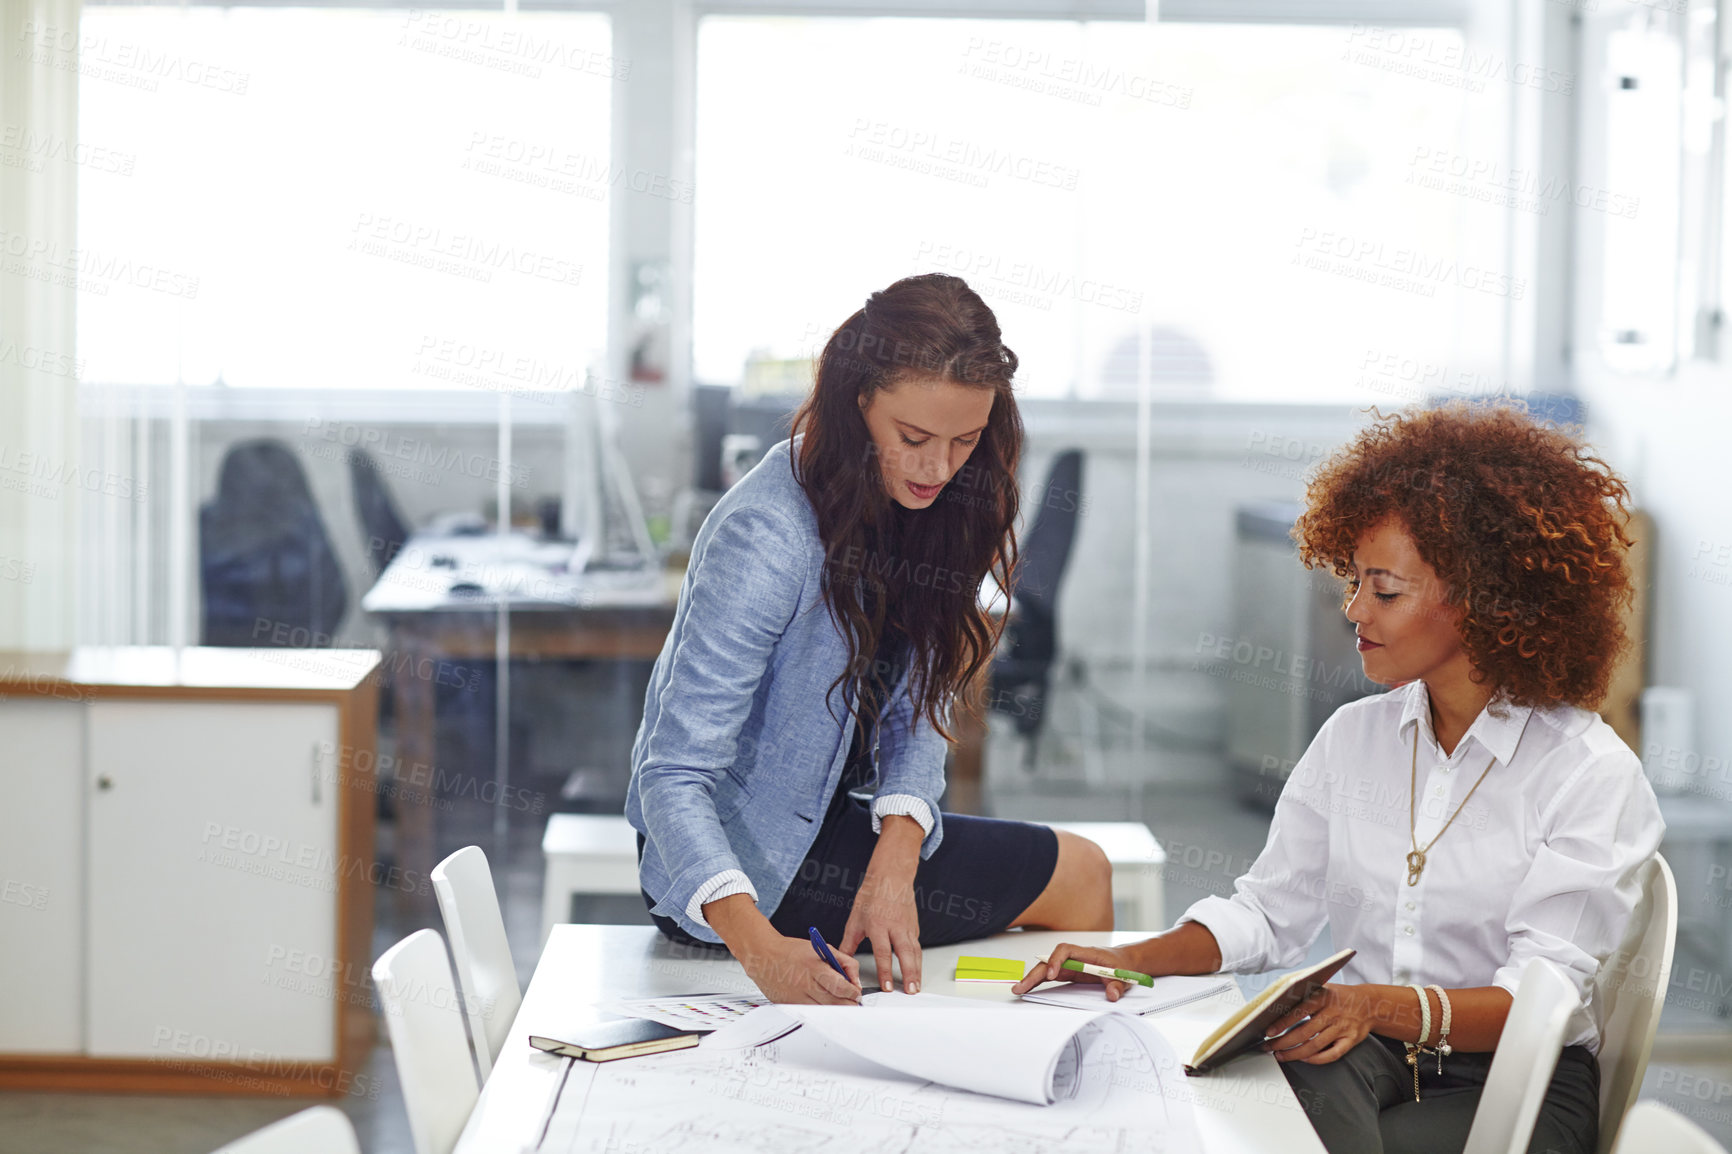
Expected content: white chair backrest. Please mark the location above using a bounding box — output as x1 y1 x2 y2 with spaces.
208 1106 360 1154
432 845 523 1078
1463 957 1579 1154
1612 1101 1729 1154
1595 854 1678 1154
372 929 481 1154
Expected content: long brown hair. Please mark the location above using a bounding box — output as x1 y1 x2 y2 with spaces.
791 273 1023 742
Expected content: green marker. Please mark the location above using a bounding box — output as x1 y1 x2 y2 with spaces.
1051 958 1155 988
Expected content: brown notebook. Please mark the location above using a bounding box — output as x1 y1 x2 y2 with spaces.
1184 948 1356 1076
528 1018 702 1063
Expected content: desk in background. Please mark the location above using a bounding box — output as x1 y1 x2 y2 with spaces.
458 925 1327 1154
362 532 678 888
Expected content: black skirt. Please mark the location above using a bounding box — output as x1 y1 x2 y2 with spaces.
643 788 1059 949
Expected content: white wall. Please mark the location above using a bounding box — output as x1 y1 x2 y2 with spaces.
1566 0 1732 794
1578 367 1732 789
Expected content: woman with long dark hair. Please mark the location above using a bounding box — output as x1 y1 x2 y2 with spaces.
626 273 1112 1004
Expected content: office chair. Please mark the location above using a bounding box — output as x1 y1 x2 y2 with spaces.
1611 1102 1729 1154
1460 957 1579 1154
432 846 523 1080
348 447 411 576
346 445 414 740
199 439 346 646
1595 854 1678 1154
373 929 482 1154
988 449 1084 770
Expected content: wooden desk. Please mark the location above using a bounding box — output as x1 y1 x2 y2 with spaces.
361 534 677 887
455 925 1326 1154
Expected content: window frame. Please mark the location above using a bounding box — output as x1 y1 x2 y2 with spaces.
78 0 1484 410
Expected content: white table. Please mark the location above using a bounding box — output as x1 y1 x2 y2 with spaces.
454 925 1326 1154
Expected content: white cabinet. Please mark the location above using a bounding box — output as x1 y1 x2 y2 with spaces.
86 701 339 1061
0 699 85 1053
0 648 378 1095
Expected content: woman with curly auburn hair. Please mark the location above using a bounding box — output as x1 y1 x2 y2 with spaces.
627 273 1112 1006
1018 401 1663 1154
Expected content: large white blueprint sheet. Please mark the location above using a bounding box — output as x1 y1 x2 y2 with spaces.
714 999 1128 1105
536 1005 1200 1153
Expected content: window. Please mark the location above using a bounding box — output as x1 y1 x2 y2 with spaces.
76 6 614 394
694 17 1505 403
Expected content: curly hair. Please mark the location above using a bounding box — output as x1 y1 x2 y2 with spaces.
1293 401 1635 710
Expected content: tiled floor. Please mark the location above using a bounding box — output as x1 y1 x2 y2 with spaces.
3 696 1730 1153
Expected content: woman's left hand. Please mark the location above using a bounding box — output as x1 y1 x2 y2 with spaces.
840 818 924 994
1260 983 1379 1065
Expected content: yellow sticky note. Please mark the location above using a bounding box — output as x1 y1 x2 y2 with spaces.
954 956 1026 981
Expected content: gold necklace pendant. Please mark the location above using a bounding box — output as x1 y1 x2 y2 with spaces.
1407 725 1502 892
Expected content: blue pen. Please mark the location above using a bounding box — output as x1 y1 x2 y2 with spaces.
807 926 854 984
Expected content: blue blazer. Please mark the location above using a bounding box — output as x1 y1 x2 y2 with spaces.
626 438 949 943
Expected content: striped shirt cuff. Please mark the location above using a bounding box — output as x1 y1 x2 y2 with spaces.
686 869 759 929
871 794 935 837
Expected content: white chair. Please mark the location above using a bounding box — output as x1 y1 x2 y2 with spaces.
373 929 481 1154
209 1106 360 1154
432 845 524 1079
1595 854 1679 1154
1611 1101 1729 1154
1462 957 1579 1154
1044 821 1168 930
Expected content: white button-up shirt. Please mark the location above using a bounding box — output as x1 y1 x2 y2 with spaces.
1183 681 1664 1052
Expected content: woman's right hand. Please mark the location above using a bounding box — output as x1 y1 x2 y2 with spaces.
705 892 863 1004
741 932 864 1005
1010 942 1149 1002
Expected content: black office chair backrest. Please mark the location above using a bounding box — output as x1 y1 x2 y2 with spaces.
987 449 1085 742
199 438 347 646
1010 449 1084 621
347 448 411 576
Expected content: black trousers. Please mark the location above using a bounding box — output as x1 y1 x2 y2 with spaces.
1280 1035 1599 1154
